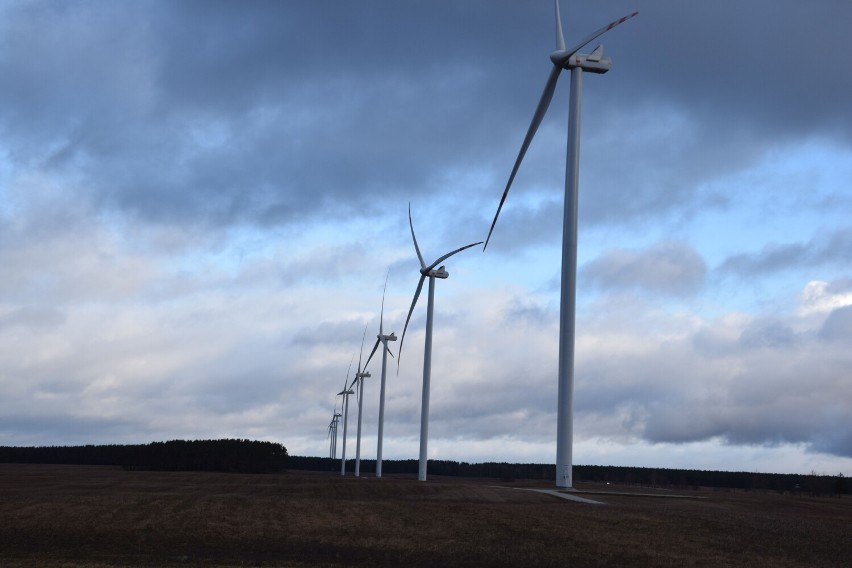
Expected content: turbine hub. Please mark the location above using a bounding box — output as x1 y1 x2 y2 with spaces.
549 50 568 66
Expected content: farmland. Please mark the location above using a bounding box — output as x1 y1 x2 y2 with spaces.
1 464 849 567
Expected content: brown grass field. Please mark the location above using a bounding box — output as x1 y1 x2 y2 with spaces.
1 464 849 567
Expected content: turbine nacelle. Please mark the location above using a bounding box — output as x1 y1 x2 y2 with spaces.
356 371 371 379
381 332 398 342
425 265 449 279
550 45 612 73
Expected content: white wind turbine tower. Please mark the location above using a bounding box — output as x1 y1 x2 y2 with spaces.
362 272 397 479
400 204 482 481
484 1 637 488
337 356 355 476
352 326 371 478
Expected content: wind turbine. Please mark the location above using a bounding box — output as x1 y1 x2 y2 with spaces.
327 410 341 459
337 355 355 476
362 272 397 479
352 326 371 478
399 204 482 481
328 396 343 459
484 1 637 488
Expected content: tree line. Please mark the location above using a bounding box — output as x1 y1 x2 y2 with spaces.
0 439 288 474
2 444 845 495
288 455 847 495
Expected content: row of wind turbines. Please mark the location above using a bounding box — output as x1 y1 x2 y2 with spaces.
325 1 637 488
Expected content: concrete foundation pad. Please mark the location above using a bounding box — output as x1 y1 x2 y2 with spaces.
519 488 605 504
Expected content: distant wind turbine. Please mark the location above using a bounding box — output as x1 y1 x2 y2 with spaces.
362 272 397 479
327 409 341 459
337 355 355 476
484 1 637 488
352 326 371 478
399 204 482 481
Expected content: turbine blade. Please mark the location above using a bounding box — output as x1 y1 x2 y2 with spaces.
357 324 367 373
381 337 396 359
408 204 426 270
426 240 484 272
364 338 381 371
483 65 561 251
343 353 355 391
556 11 638 66
555 0 565 51
379 269 389 335
398 273 427 371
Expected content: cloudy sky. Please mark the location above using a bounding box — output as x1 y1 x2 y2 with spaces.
2 0 851 476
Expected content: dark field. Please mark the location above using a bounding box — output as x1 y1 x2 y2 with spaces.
1 464 849 567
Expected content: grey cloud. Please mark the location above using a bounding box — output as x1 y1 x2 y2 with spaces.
818 305 852 343
4 1 850 237
642 393 852 459
0 226 158 306
0 414 142 447
529 286 852 459
432 376 555 439
291 320 374 348
581 240 707 296
604 1 852 143
651 334 850 456
576 356 675 416
277 243 371 286
640 404 724 445
822 279 852 296
738 319 800 349
1 1 538 230
502 296 556 327
825 229 852 258
720 243 809 277
810 412 852 458
0 306 67 331
719 228 852 277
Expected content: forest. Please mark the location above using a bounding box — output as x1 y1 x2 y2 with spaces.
288 455 848 496
2 442 846 495
0 439 288 474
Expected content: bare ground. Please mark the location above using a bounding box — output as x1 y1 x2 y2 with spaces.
1 464 849 567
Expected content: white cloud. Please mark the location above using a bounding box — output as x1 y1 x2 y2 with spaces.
798 280 852 316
